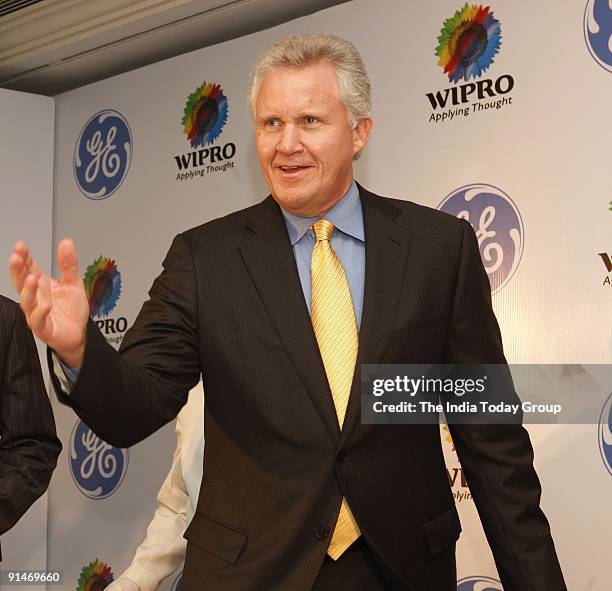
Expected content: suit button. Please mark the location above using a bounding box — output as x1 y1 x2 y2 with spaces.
314 526 330 540
336 450 348 463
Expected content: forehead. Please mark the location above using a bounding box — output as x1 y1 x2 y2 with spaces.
255 61 343 115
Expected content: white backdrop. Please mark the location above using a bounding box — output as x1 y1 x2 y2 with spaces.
0 87 54 586
45 0 612 589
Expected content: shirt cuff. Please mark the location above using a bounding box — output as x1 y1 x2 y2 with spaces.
51 353 80 394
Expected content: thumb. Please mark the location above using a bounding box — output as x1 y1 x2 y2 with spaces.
57 239 81 285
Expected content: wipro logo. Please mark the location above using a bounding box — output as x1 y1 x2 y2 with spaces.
182 81 228 148
599 252 612 273
77 560 114 591
599 252 611 287
435 4 501 83
83 255 128 347
174 80 236 182
427 4 515 124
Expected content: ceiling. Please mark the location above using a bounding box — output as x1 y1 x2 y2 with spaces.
0 0 349 96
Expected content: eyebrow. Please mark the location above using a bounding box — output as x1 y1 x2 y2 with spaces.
257 110 327 122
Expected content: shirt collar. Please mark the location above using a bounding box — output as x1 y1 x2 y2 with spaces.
281 180 364 246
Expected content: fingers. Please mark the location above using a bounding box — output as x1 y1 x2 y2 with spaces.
29 276 52 335
19 272 53 339
9 241 40 292
57 239 81 285
20 274 52 338
9 253 25 292
36 273 52 315
12 241 29 262
20 274 50 336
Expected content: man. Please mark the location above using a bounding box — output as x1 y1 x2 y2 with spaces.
10 35 566 590
106 383 204 591
0 294 61 561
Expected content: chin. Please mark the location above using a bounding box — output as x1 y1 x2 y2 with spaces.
273 190 315 214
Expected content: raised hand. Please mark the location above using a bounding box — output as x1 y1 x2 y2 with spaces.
9 239 89 368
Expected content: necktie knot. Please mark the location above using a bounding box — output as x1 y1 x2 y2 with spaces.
313 219 335 242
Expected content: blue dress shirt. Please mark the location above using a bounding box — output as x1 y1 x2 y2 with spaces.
280 180 365 330
60 181 366 379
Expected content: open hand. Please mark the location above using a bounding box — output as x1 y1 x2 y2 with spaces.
9 239 89 368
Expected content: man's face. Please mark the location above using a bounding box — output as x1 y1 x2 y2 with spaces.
254 61 372 217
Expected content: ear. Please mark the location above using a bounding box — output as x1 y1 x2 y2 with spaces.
352 118 373 157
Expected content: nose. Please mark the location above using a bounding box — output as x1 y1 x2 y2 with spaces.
277 124 304 155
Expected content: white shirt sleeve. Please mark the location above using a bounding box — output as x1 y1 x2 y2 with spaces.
106 383 204 591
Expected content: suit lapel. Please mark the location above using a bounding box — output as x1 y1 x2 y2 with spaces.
238 196 340 444
340 187 413 443
238 190 413 446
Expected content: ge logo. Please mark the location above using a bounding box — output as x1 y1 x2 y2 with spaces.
438 184 524 294
74 110 133 199
457 576 503 591
598 392 612 477
69 419 129 499
584 0 612 73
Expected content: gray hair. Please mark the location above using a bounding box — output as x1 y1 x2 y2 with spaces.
249 34 372 128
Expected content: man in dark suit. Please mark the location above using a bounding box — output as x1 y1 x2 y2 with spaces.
11 35 566 590
0 295 61 561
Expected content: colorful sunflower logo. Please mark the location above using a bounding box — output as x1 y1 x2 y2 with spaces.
435 4 501 83
76 559 114 591
182 82 229 148
83 256 121 317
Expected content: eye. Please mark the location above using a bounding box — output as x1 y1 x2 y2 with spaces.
263 118 281 129
303 115 319 126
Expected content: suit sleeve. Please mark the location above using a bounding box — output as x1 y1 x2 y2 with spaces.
51 233 202 448
446 220 566 591
0 305 62 539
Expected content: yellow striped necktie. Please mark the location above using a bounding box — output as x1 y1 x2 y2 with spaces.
311 219 361 560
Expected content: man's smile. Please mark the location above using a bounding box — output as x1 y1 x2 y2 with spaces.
275 164 315 179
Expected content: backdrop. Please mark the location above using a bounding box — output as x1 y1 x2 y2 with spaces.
0 87 54 589
13 0 612 589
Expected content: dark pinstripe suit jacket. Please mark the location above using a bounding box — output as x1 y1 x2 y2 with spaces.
0 295 61 561
53 186 566 590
